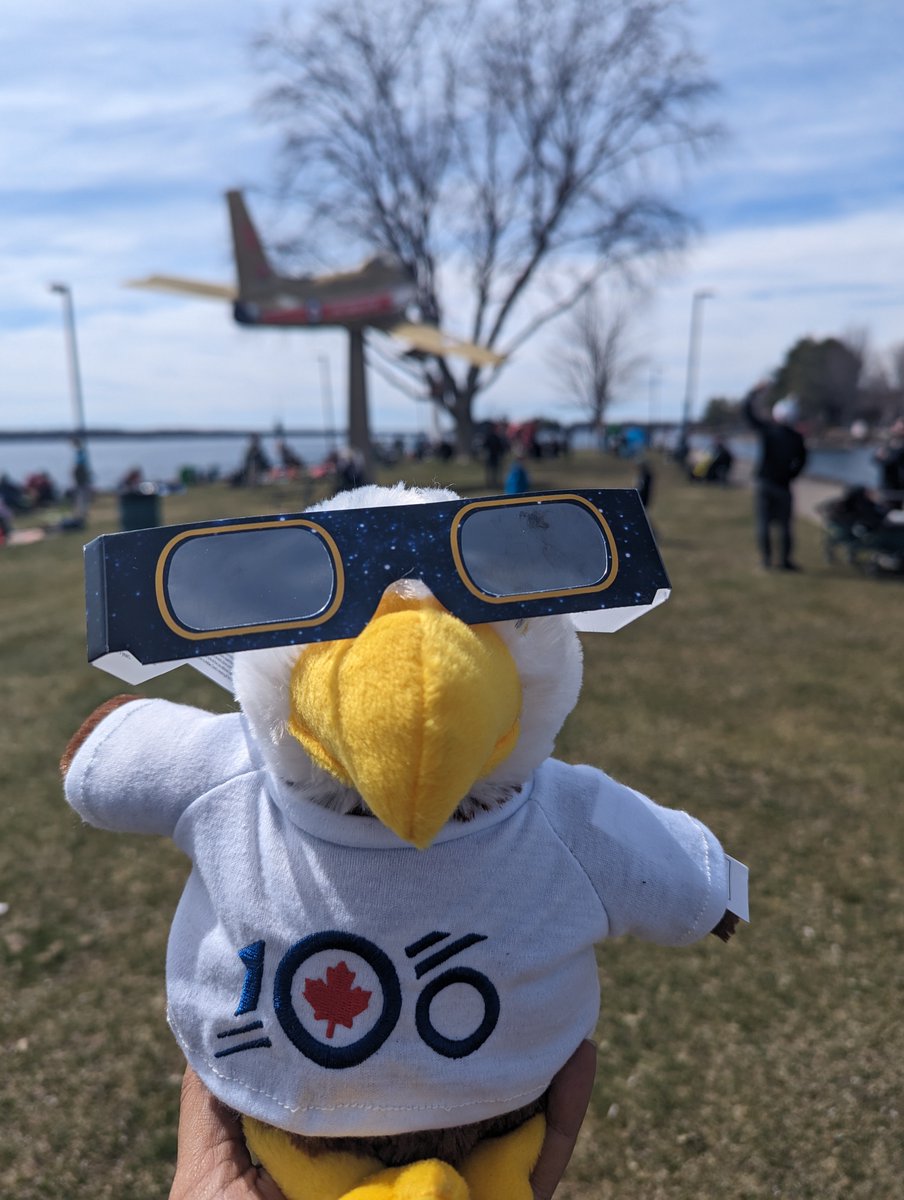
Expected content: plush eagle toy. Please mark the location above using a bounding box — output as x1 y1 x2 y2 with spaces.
63 483 740 1200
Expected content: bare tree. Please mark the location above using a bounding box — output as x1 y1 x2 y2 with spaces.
253 0 720 453
552 289 642 435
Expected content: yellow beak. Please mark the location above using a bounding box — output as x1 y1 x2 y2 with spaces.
287 588 521 849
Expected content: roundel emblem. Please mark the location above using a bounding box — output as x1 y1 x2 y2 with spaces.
273 931 401 1069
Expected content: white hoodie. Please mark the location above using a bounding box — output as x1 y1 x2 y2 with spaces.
65 697 728 1137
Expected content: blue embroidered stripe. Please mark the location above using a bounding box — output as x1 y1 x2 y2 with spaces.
214 1037 272 1058
413 933 487 979
217 1021 264 1039
404 931 450 958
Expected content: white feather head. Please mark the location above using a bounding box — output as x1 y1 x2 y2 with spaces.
232 483 584 816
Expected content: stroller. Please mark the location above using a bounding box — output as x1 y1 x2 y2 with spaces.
817 486 904 575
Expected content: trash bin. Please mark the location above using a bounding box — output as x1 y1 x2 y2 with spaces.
119 488 162 531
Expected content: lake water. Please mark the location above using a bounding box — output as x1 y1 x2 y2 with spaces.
726 438 878 488
1 433 362 492
0 430 883 493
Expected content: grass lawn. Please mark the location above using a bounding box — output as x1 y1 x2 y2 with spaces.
1 452 901 1198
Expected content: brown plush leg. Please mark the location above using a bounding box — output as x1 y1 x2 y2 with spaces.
710 910 739 942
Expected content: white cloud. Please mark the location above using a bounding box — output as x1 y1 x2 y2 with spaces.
2 0 903 438
624 205 904 421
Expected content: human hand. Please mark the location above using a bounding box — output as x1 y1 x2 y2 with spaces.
169 1066 285 1200
171 1042 598 1200
530 1039 598 1200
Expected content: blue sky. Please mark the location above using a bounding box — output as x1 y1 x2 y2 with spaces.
2 0 903 436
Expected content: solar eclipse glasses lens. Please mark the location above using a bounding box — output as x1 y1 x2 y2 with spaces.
157 493 615 639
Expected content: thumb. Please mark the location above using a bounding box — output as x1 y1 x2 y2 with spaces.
530 1041 597 1200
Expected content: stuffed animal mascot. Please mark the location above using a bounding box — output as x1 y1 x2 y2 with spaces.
63 483 743 1200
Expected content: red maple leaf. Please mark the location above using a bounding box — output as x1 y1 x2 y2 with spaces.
302 960 372 1039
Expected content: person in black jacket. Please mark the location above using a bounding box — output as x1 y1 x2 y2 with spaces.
873 417 904 509
743 387 808 570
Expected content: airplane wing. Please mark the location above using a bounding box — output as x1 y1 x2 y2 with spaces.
389 322 506 368
126 275 237 301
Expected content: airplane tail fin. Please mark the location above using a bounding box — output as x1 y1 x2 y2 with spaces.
227 190 277 293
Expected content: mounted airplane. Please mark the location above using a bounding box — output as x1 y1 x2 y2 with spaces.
128 191 503 472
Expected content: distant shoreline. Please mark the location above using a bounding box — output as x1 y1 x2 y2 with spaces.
0 428 347 442
0 425 885 450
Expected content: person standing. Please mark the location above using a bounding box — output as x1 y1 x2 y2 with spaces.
241 434 271 487
634 457 654 508
481 421 508 489
0 493 13 544
71 436 93 524
743 387 808 570
873 417 904 509
504 451 531 494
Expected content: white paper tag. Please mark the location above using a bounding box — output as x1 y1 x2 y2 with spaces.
93 650 234 692
188 654 234 691
92 651 184 685
725 855 750 922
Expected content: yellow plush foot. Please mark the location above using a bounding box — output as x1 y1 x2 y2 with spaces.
244 1118 471 1200
243 1113 544 1200
243 1117 381 1200
342 1159 470 1199
459 1113 546 1200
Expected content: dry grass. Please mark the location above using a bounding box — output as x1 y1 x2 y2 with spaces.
1 454 901 1198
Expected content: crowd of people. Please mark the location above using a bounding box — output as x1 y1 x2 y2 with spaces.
4 416 904 574
677 390 904 575
227 424 569 497
1 468 60 513
227 435 370 494
476 418 571 493
0 437 93 544
816 417 904 573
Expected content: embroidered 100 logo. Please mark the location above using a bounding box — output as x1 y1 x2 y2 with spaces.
213 930 500 1069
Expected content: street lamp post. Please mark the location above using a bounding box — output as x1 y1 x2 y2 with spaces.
647 365 661 431
50 282 92 518
49 282 88 436
680 289 714 436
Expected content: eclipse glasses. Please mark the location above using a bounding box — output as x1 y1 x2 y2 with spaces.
85 489 669 687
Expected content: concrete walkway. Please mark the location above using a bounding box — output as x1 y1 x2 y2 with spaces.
792 476 840 524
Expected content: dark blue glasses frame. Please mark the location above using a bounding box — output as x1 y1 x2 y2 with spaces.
85 489 669 674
